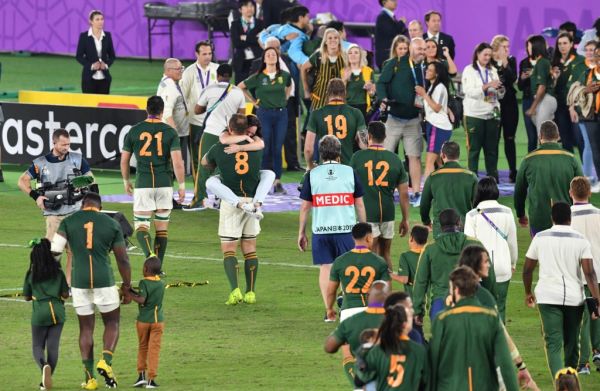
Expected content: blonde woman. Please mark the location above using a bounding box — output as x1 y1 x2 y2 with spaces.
491 35 519 182
342 44 375 119
301 28 346 111
388 34 410 63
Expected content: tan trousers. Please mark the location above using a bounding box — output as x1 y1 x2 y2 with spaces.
136 321 164 379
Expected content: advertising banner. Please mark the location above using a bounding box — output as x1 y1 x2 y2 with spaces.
0 102 146 168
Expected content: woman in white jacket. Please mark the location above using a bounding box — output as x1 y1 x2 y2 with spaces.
462 43 503 182
463 176 517 323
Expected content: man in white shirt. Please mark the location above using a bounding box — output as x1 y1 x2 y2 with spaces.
422 10 455 59
157 58 189 179
180 41 219 179
569 176 600 373
523 201 600 378
185 64 246 211
464 176 517 323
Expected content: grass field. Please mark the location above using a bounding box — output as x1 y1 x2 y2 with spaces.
1 53 600 390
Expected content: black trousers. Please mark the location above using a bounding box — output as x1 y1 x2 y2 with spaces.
32 323 64 373
179 135 190 176
500 98 519 174
284 96 300 167
556 103 583 155
82 78 110 94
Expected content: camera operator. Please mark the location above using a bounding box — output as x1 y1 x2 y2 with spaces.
18 128 94 284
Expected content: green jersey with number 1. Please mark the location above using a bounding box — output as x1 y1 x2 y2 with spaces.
58 208 126 289
330 249 390 310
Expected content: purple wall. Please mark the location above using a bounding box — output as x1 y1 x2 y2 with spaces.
0 0 596 68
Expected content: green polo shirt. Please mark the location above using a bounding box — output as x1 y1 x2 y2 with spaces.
137 276 166 323
397 249 422 297
514 142 582 230
243 70 291 109
23 270 69 326
346 67 374 106
530 57 555 97
420 161 478 237
556 54 585 104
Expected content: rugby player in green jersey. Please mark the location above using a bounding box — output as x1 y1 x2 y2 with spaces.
351 121 410 269
51 193 132 390
202 114 263 305
121 96 186 272
305 78 367 168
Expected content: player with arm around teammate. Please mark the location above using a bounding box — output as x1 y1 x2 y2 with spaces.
202 114 264 305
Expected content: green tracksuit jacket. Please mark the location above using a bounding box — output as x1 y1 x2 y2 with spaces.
420 161 478 237
411 231 497 317
429 297 519 391
514 142 582 231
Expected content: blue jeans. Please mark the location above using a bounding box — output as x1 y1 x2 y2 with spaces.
430 297 446 321
579 123 598 182
257 107 288 179
522 98 539 152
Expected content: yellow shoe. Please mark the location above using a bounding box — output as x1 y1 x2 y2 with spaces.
96 359 117 388
243 291 256 304
81 378 98 390
225 288 244 305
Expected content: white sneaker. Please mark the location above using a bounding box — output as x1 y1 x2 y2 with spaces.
591 183 600 193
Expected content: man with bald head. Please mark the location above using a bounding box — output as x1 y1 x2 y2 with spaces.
324 280 390 386
376 37 427 206
408 19 423 39
157 58 190 189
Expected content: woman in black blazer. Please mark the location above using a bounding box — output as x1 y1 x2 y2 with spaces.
231 1 264 83
76 10 115 94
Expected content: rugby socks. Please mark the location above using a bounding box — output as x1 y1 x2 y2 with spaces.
342 358 356 385
154 230 168 264
243 252 258 293
135 229 153 258
223 252 239 290
102 350 113 366
83 359 95 380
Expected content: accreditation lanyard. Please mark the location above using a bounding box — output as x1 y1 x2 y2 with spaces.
409 59 425 87
197 66 210 90
477 66 490 96
163 76 188 114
